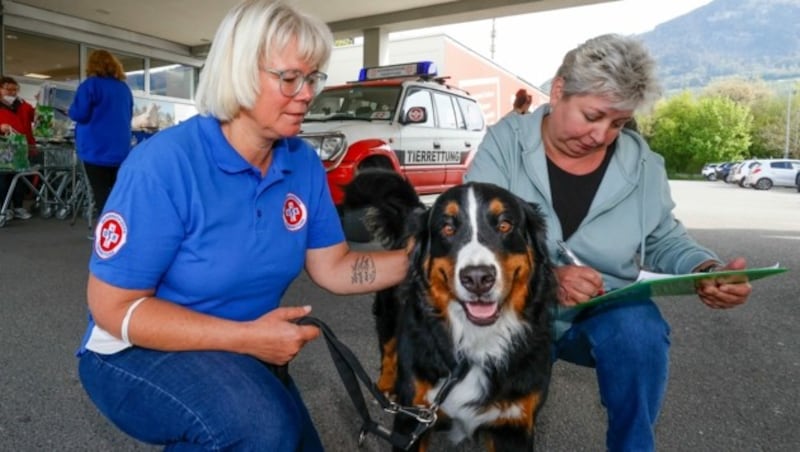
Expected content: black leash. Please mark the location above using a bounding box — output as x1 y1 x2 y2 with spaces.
296 316 468 450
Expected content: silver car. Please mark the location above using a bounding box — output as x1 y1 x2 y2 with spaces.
743 159 800 190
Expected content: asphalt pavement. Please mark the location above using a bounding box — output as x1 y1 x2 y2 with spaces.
0 180 798 451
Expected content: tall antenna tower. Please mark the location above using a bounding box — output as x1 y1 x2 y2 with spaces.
490 18 496 60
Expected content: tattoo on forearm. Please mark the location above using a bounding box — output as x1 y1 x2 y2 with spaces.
351 256 377 285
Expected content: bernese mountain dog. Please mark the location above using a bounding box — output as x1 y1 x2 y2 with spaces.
344 170 557 452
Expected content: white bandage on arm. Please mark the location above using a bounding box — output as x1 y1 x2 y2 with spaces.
121 296 149 345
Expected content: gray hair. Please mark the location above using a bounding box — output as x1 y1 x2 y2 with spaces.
555 34 661 112
195 0 333 121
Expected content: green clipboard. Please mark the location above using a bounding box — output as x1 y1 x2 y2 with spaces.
575 264 789 310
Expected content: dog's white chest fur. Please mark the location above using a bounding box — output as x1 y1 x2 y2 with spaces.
425 307 528 444
427 366 524 444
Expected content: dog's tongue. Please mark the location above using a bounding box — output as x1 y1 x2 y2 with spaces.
465 301 498 320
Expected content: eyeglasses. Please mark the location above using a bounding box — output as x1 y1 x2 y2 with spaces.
264 68 328 97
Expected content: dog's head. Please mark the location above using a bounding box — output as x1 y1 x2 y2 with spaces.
407 182 554 328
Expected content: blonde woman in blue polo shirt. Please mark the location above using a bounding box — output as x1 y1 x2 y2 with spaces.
76 2 408 450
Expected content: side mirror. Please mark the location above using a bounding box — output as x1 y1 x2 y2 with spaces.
401 106 428 125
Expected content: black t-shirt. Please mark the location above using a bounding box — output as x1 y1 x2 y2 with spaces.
547 143 616 240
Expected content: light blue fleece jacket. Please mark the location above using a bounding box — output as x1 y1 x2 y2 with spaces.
465 104 719 340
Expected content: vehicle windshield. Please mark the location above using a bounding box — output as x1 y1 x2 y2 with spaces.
306 85 402 121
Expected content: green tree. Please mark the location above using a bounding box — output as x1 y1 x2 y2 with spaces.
643 92 752 173
749 94 788 158
702 78 800 158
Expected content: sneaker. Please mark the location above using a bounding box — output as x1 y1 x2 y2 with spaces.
13 207 32 220
4 209 13 221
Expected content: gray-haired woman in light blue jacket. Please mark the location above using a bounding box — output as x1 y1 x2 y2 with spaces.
465 33 751 452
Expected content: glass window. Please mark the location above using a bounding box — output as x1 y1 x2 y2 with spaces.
149 59 194 100
403 89 435 127
432 92 458 129
457 97 485 131
87 47 145 94
452 96 466 130
3 29 80 85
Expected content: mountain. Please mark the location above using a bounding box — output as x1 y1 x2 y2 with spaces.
639 0 800 91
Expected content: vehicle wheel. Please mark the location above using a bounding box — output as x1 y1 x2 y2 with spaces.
706 174 717 181
754 178 773 190
340 206 373 243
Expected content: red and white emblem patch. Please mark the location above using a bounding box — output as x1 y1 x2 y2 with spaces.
95 212 128 259
283 193 307 231
407 106 425 122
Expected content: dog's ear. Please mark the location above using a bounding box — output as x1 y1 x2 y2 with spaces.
406 206 432 277
521 201 552 266
521 200 559 306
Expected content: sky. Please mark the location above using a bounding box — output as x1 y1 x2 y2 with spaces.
392 0 713 86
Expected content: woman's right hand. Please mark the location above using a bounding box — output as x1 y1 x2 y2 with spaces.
555 265 605 307
244 306 321 365
0 124 12 134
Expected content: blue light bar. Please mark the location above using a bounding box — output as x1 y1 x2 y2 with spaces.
358 61 438 81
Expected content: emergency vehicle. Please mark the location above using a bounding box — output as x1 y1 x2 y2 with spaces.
300 61 486 211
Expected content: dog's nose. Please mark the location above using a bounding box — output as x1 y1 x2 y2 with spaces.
459 265 496 295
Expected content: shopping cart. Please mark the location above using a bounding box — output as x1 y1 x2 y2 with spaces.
67 159 95 230
0 140 93 229
37 142 76 220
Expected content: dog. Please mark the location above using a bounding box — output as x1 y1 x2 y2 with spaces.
344 170 557 451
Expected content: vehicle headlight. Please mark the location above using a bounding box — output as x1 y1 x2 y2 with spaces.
302 133 346 161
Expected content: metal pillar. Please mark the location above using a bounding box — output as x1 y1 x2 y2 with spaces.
784 90 794 159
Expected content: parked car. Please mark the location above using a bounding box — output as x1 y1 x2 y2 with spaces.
744 159 800 190
300 61 486 240
701 162 721 180
730 159 759 187
715 161 735 182
796 169 800 192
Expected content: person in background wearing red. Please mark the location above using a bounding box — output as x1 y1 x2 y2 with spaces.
509 88 533 116
0 76 36 220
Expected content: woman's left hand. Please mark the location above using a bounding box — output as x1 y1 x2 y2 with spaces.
696 257 752 309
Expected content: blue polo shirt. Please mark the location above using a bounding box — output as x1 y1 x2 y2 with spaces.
80 115 344 353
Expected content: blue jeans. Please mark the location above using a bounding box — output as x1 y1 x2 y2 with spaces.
554 299 671 452
79 348 324 451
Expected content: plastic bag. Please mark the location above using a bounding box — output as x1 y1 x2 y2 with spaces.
0 133 30 171
34 105 55 140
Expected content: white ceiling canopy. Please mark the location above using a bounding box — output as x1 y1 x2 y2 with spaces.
6 0 612 47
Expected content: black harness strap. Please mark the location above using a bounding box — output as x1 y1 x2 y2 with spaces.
296 316 468 451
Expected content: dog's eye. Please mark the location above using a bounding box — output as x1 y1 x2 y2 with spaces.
442 224 456 237
497 220 512 233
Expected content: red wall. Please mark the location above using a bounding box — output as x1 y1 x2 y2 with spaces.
442 38 548 125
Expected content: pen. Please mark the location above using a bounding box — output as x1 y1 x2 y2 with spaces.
556 240 606 297
557 240 584 266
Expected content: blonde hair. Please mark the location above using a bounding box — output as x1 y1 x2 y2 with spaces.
195 0 333 121
86 49 126 81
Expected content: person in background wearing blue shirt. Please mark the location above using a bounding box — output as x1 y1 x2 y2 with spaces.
76 1 409 450
69 49 133 217
465 34 752 451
